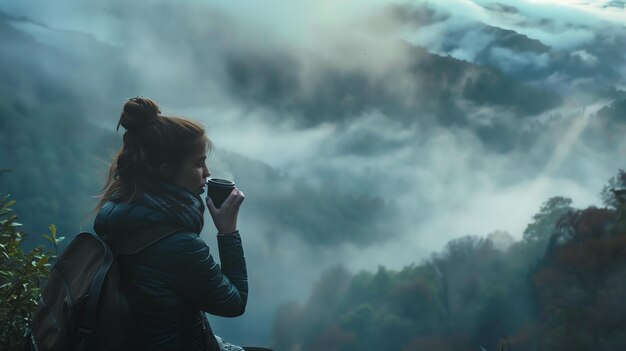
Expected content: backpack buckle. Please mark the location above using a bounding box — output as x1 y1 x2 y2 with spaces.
77 327 94 338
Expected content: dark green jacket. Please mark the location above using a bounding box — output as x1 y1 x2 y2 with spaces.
93 199 248 350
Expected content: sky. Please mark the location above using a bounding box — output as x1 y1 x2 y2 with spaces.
2 0 626 346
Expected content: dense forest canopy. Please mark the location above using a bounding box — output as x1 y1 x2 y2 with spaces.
271 173 626 350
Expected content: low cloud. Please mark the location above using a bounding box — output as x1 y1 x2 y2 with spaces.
2 0 625 346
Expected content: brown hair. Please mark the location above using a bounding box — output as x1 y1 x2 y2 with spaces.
83 97 212 223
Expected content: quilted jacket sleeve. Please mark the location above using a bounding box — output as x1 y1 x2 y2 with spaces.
178 231 248 317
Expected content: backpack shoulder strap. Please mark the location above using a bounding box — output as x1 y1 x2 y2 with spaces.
112 222 188 256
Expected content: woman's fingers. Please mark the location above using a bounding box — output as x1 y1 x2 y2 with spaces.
224 188 239 207
221 188 240 209
205 195 217 216
234 190 245 207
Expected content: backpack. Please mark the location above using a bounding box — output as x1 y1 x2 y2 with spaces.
23 222 190 351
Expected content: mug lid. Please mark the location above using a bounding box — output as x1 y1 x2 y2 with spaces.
208 178 235 186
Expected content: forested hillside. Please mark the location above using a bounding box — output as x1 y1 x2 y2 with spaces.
270 170 626 351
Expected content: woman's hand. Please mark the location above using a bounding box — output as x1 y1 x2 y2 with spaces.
205 188 245 234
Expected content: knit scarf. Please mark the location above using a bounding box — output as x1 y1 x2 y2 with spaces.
138 182 205 234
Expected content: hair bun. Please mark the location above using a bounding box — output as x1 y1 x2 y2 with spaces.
117 97 161 133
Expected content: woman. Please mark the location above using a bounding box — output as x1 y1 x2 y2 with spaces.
88 97 247 350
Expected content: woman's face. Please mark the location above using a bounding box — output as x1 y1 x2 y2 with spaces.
172 146 211 196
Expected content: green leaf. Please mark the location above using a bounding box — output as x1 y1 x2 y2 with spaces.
49 224 57 238
0 198 15 213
